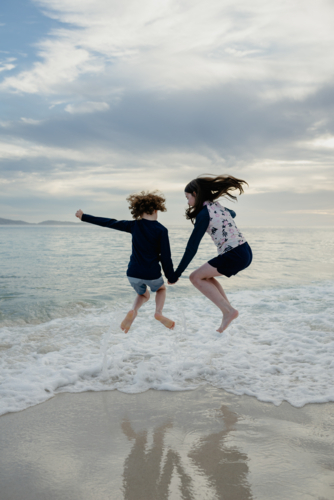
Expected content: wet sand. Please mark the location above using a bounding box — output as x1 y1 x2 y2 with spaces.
0 386 333 500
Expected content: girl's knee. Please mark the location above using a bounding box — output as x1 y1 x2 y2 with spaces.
189 271 198 284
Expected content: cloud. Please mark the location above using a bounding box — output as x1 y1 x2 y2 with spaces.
1 0 334 224
0 58 16 73
1 0 334 99
0 131 332 200
1 82 329 160
1 39 103 94
65 101 109 114
286 209 334 215
21 117 43 125
0 138 93 162
0 80 333 198
305 135 334 149
0 121 12 128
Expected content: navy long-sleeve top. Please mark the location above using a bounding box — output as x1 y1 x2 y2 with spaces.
174 206 236 280
81 214 176 282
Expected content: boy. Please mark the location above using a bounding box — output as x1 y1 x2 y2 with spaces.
75 191 176 333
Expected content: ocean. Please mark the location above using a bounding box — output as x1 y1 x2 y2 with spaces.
1 224 334 415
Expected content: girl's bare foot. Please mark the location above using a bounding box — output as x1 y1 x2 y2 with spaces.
217 308 239 333
121 310 137 333
154 313 175 330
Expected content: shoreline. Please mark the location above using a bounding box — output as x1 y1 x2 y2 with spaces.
1 386 333 500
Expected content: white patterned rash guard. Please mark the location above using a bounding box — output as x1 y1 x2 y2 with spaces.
203 201 246 255
174 202 244 279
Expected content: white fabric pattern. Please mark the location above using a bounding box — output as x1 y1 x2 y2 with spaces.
204 201 246 255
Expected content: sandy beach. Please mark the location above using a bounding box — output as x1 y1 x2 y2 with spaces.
1 386 333 500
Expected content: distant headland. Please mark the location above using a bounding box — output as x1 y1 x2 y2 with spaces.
0 217 79 226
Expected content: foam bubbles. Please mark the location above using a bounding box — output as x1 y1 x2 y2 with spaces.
1 282 334 415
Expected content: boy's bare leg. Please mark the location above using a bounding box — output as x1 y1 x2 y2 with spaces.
154 285 175 329
121 290 150 333
189 264 238 332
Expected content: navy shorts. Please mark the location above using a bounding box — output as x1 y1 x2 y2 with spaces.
208 242 252 277
127 276 164 295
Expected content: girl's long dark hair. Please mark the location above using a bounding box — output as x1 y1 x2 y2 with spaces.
185 174 248 221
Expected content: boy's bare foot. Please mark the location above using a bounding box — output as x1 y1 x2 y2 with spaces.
154 313 175 330
217 308 239 333
121 310 137 333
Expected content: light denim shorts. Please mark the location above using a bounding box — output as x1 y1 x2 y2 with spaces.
127 276 164 295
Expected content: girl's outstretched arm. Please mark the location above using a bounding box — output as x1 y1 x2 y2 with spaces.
160 229 177 283
226 208 236 218
174 207 209 280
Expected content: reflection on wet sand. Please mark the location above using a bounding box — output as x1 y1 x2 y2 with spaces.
188 406 252 500
122 421 193 500
122 405 252 500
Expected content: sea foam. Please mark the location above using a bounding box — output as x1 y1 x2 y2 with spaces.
1 281 334 415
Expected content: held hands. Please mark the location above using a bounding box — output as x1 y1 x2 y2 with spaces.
168 279 179 285
75 209 83 220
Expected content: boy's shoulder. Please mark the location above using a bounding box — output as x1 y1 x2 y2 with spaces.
155 220 168 232
135 219 168 232
149 220 169 235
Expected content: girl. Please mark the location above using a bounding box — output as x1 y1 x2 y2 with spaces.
170 175 252 333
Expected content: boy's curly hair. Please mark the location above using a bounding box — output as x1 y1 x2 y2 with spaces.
126 191 167 219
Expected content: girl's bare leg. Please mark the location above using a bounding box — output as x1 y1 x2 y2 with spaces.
154 285 175 329
189 263 238 332
121 290 150 333
207 277 231 305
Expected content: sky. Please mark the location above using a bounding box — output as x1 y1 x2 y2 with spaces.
1 0 334 226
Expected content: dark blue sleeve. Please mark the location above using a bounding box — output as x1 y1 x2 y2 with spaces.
174 207 210 279
160 229 176 283
81 214 134 233
226 208 236 218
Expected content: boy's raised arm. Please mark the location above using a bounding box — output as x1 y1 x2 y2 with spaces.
75 210 134 233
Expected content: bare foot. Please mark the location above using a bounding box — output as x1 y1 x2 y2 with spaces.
154 313 175 330
121 310 137 333
217 308 239 333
